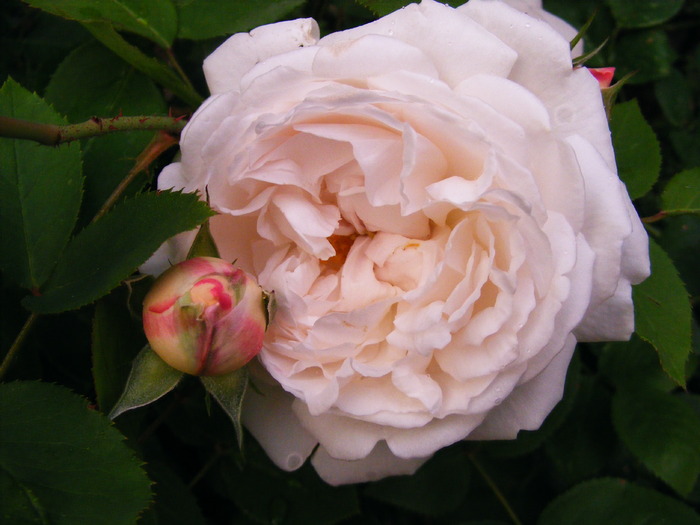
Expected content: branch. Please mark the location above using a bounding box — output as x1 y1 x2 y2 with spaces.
0 115 187 146
469 451 523 525
0 313 38 381
91 130 179 223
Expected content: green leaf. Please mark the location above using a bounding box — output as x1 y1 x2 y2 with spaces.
23 190 214 313
613 388 700 496
662 168 700 215
606 0 684 28
92 286 149 413
671 129 700 169
0 77 83 290
545 377 616 486
615 29 675 84
176 0 305 40
81 21 203 107
633 239 692 386
200 368 249 450
599 335 677 392
660 215 700 300
141 462 208 525
0 381 152 525
654 68 694 127
109 345 184 419
610 99 661 199
0 468 48 524
539 478 700 525
22 0 177 48
355 0 411 16
364 446 470 516
45 42 167 221
356 0 467 16
45 42 166 122
217 447 360 525
79 132 158 222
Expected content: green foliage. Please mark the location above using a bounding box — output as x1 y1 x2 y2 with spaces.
612 388 700 495
655 69 695 127
606 0 685 28
634 239 692 387
216 445 360 524
544 376 617 487
600 336 677 392
45 42 166 121
356 0 410 16
0 381 152 524
109 345 184 419
141 462 209 525
0 77 83 290
80 21 203 107
175 0 306 40
364 446 471 516
23 0 178 48
45 42 167 220
1 0 699 523
610 99 661 199
615 29 676 84
23 190 214 313
92 285 150 412
539 478 700 525
357 0 465 17
663 168 700 215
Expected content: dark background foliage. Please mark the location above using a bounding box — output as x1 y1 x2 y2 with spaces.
1 0 699 523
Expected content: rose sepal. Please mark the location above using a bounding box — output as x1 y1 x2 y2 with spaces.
187 217 221 259
109 343 250 450
109 344 185 420
201 368 249 450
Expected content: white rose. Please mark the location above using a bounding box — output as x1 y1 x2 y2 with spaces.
152 0 650 485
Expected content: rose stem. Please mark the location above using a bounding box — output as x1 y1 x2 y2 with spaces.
188 445 227 489
0 115 186 146
166 47 197 94
0 313 38 381
136 388 189 445
468 451 524 525
91 130 179 224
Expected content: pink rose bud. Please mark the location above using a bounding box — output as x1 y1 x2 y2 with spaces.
143 257 268 376
588 67 616 89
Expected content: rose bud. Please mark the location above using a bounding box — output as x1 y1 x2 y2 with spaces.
143 257 268 376
588 67 616 89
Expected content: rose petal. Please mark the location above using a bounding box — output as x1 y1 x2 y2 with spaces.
204 19 320 94
311 442 427 486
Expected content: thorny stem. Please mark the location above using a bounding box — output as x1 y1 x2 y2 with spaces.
0 313 38 381
0 115 187 146
469 451 523 525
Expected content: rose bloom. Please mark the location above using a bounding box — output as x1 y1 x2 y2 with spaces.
147 0 649 484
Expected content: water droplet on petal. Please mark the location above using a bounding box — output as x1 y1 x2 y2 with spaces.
286 452 303 470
